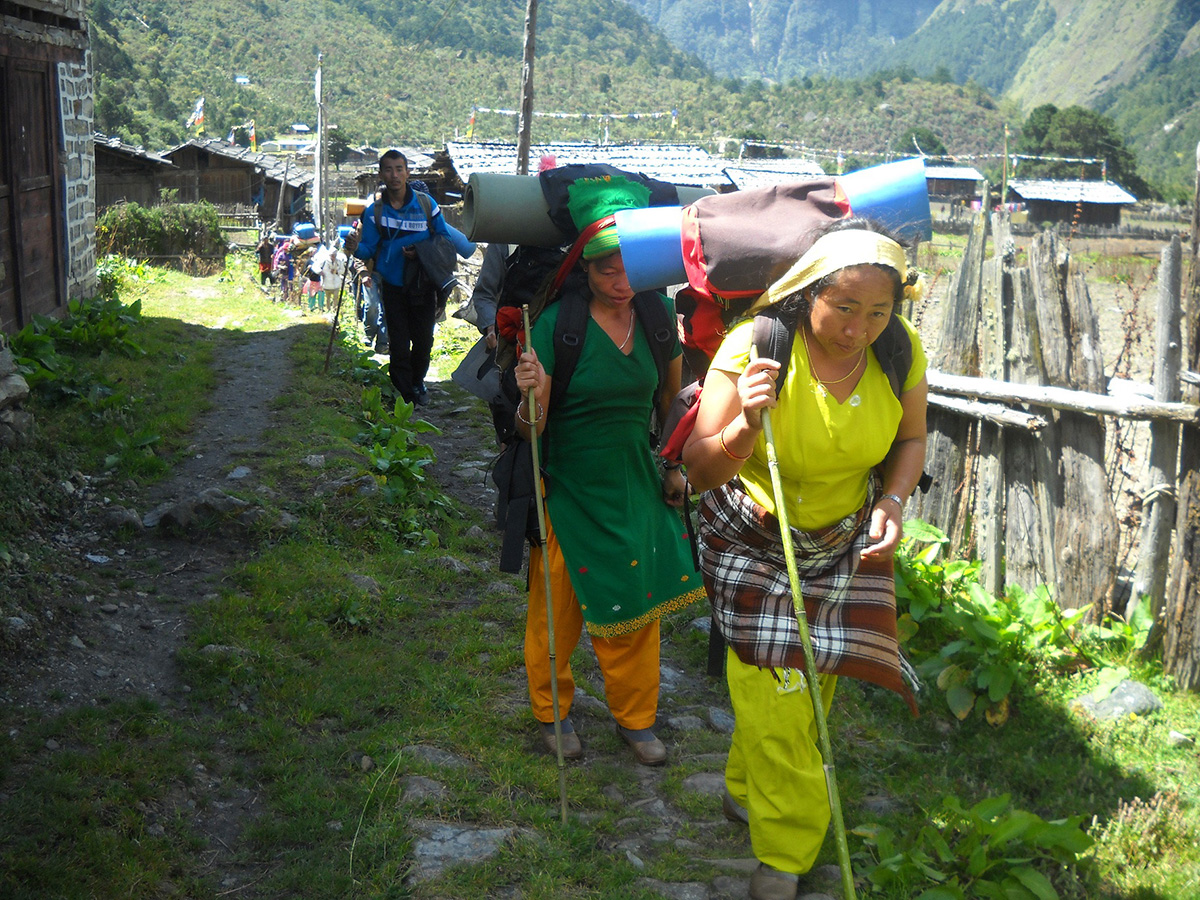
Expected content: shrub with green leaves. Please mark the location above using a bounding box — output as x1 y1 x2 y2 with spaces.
893 521 1151 723
356 386 445 512
855 793 1094 899
11 295 145 396
97 200 226 261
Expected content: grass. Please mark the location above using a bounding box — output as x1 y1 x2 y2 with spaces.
1 247 1199 899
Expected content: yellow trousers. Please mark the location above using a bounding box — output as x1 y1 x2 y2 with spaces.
526 520 660 731
725 647 838 875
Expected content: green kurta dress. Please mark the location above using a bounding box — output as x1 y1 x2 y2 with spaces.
531 293 706 637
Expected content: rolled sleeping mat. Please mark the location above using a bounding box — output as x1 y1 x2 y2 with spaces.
618 157 933 293
838 156 932 242
614 206 688 290
462 172 716 247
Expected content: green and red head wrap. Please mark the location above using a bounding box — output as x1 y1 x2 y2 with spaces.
565 174 653 259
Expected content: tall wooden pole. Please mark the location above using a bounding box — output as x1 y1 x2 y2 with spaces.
516 0 537 176
1163 140 1200 690
314 53 324 232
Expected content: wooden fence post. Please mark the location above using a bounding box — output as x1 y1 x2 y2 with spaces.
1027 232 1119 612
1129 236 1182 619
910 209 987 553
1163 141 1200 690
1004 253 1060 592
974 212 1010 596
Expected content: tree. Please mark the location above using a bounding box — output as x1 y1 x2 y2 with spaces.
327 125 360 168
903 126 947 157
1016 104 1151 197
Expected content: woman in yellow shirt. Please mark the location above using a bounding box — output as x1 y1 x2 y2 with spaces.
682 218 928 900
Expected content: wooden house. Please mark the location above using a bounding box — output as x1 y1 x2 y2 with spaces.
1 0 96 334
925 165 985 204
160 139 313 231
94 133 176 211
1006 178 1137 228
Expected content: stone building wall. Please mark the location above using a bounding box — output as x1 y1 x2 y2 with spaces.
58 48 97 299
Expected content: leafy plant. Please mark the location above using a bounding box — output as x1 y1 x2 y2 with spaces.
356 387 441 508
896 522 1088 722
103 425 164 477
855 793 1094 899
895 522 1159 724
97 201 226 261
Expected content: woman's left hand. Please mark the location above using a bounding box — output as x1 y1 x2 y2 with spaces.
661 467 686 508
860 497 904 560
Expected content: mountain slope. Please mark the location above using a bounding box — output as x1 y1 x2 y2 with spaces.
89 0 1197 197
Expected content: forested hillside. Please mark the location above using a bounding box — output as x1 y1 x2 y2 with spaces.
622 0 1200 198
89 0 1197 198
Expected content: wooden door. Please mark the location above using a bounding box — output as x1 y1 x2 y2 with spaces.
0 57 63 332
0 63 14 333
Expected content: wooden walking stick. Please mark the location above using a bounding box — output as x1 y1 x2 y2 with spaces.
323 243 353 374
759 397 857 900
522 305 569 826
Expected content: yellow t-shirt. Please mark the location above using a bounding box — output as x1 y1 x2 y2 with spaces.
709 315 926 531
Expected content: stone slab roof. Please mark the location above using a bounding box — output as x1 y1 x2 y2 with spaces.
445 141 731 188
722 158 827 189
925 165 985 182
162 138 314 189
1007 178 1137 205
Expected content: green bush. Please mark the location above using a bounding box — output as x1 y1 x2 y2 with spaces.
97 201 226 261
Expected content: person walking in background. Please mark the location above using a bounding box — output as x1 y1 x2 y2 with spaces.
682 218 928 900
256 235 276 286
343 149 456 407
317 238 350 315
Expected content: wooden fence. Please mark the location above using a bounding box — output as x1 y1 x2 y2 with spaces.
909 209 1198 623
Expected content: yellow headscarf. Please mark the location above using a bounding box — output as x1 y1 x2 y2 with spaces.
746 229 908 314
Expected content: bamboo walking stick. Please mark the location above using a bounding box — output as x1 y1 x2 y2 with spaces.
323 243 353 374
759 400 857 900
522 305 569 826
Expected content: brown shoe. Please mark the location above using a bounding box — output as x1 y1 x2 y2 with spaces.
539 721 581 760
722 788 749 825
749 863 799 900
615 724 667 766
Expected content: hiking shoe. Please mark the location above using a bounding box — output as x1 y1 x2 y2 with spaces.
412 384 430 407
539 720 581 760
722 788 749 825
615 724 667 766
749 862 800 900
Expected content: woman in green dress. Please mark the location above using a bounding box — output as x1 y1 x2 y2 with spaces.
513 177 705 766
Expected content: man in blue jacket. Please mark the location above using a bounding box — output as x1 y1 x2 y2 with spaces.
345 149 454 406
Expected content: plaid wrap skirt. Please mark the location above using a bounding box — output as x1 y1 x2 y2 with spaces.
698 480 917 712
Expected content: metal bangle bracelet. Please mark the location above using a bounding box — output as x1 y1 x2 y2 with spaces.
881 493 905 508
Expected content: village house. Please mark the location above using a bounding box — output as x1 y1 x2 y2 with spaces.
159 138 313 233
1006 178 1138 228
1 0 96 334
93 133 176 211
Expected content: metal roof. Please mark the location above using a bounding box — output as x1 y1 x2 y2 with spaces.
925 165 984 181
93 133 174 166
161 139 314 189
1007 179 1137 205
722 158 827 189
445 141 731 188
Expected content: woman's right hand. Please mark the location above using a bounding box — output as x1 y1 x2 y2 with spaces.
737 357 781 429
515 346 544 395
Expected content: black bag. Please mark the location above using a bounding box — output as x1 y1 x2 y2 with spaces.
492 438 541 573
